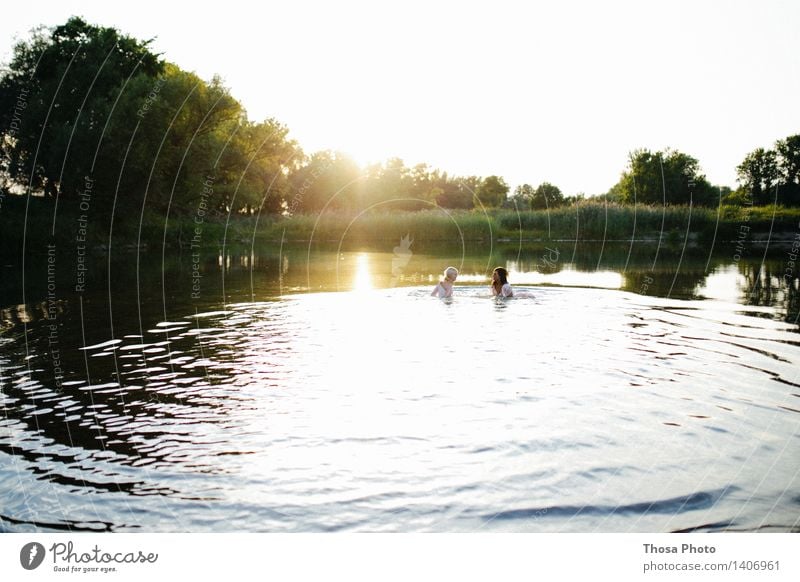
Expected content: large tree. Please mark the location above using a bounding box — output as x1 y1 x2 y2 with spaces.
101 64 246 214
433 172 479 210
511 183 535 208
775 134 800 206
736 147 780 205
734 135 800 207
531 182 564 209
776 135 800 185
476 175 509 208
287 151 361 213
510 182 565 209
0 17 162 198
610 148 715 206
1 17 303 219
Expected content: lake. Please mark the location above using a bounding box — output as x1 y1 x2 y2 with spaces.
1 241 799 532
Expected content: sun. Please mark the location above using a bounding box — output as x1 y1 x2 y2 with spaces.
338 147 376 170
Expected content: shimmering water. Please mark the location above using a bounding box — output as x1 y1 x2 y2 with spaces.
1 245 799 532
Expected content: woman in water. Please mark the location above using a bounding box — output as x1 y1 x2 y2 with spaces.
491 267 534 298
431 266 458 298
491 267 514 297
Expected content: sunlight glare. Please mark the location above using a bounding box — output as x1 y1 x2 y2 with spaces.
352 253 374 293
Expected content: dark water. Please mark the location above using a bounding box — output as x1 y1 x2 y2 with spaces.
1 242 799 532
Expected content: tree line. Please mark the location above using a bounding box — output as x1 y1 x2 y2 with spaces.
0 18 511 217
1 17 798 219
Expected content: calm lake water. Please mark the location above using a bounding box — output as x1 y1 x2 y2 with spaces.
1 242 799 532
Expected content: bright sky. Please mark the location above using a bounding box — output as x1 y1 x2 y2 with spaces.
2 0 798 195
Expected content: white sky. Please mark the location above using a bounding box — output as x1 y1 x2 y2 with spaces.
2 0 798 195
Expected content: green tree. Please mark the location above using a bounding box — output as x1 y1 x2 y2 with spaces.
431 172 477 209
511 183 535 208
736 147 780 205
598 187 622 204
404 163 440 210
612 148 715 206
0 17 162 198
734 135 800 207
102 64 251 214
776 134 800 206
776 135 800 184
531 182 564 209
564 193 586 206
1 17 303 221
288 151 361 213
226 117 301 215
368 158 413 208
476 175 508 208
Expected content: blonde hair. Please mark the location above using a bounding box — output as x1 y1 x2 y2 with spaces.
443 266 458 281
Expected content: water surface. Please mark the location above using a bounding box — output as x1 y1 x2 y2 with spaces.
1 244 799 532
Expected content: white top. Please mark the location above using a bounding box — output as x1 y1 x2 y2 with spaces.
433 282 453 298
497 283 513 297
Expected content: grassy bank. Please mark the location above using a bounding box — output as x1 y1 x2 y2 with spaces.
2 195 799 256
259 203 800 245
495 203 800 242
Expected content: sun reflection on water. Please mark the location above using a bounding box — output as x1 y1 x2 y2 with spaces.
351 253 374 292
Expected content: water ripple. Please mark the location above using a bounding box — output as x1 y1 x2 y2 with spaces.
1 286 798 532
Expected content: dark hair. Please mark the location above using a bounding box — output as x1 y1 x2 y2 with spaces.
492 267 509 294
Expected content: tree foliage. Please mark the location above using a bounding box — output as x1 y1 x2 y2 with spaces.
609 148 716 206
433 173 480 210
0 17 513 218
511 182 565 209
532 182 564 209
0 17 162 197
282 156 494 213
287 151 362 213
736 134 800 206
7 16 796 223
0 17 301 217
476 175 508 208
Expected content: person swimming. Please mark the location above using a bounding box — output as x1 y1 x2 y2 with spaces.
490 267 513 297
490 267 534 299
432 266 458 298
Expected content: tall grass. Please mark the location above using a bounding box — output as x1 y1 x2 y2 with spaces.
4 193 799 253
254 203 800 244
496 203 720 240
260 209 495 244
496 202 800 241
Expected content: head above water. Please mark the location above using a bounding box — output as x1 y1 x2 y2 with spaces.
443 266 458 282
492 267 509 285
